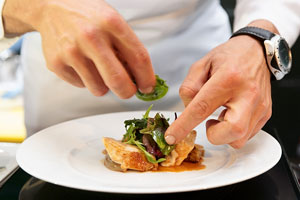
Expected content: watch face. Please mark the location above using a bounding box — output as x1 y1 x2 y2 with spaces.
278 39 291 69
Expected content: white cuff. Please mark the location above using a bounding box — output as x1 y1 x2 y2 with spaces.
234 0 300 47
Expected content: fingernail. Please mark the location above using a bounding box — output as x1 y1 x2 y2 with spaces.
140 87 154 94
165 135 176 145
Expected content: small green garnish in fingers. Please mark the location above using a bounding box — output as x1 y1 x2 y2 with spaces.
136 75 168 101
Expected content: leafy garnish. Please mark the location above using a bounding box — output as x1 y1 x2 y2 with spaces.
134 141 166 163
122 124 136 144
152 128 174 155
136 75 168 101
124 119 147 130
122 105 174 164
143 104 153 119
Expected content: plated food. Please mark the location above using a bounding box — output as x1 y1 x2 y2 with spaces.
102 105 204 172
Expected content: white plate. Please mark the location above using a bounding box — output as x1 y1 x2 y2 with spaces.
17 111 281 194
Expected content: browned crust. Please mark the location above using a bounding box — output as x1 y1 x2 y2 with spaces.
124 152 158 171
174 130 197 165
184 144 204 163
102 137 157 172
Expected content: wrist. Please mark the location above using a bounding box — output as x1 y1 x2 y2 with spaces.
231 20 292 80
2 0 44 37
230 19 279 52
247 19 279 35
230 19 280 60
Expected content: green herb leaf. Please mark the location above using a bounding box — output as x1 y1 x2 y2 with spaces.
152 128 174 155
124 119 147 130
143 104 153 119
122 106 174 163
139 125 155 135
157 158 167 163
136 75 168 101
122 124 136 144
134 141 166 164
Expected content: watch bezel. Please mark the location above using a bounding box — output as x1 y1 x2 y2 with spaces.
272 35 292 75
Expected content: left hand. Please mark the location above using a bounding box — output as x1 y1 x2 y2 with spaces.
165 21 276 149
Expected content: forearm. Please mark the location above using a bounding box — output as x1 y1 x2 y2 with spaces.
2 0 42 37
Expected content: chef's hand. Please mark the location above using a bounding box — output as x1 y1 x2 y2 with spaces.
165 20 277 149
3 0 156 98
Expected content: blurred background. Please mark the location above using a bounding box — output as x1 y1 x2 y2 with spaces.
0 0 299 184
0 37 26 143
221 0 300 184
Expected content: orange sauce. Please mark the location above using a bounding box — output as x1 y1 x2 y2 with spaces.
152 160 205 172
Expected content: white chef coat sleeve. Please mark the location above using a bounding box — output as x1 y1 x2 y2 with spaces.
234 0 300 46
0 0 19 51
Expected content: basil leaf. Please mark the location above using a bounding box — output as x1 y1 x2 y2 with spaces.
152 128 166 150
152 128 174 155
149 113 174 156
136 75 168 101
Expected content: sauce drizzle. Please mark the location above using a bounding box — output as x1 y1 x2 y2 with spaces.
152 160 205 172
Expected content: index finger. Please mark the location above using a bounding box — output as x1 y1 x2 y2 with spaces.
110 21 156 93
165 71 231 144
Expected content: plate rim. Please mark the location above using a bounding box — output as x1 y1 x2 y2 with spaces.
17 111 282 194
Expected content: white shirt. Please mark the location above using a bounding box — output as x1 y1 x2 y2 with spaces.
0 0 299 135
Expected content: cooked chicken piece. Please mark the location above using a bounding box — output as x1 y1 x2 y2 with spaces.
160 149 178 167
102 137 158 172
174 130 197 165
161 130 197 166
184 144 204 163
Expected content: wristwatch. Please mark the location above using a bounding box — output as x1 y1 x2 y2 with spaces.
231 26 292 80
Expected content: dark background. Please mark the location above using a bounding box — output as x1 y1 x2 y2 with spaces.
221 0 300 163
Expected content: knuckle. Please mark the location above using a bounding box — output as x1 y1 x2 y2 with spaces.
265 109 272 121
101 11 123 31
231 140 246 149
224 68 243 87
191 100 209 121
46 57 63 72
65 45 78 58
80 26 100 41
231 122 246 138
134 49 150 65
245 84 260 104
260 100 269 112
94 87 109 97
206 133 219 145
248 82 260 97
174 125 190 142
179 85 197 100
107 72 124 89
122 93 134 99
119 88 136 99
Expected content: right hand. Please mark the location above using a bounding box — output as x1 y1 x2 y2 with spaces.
21 0 156 98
